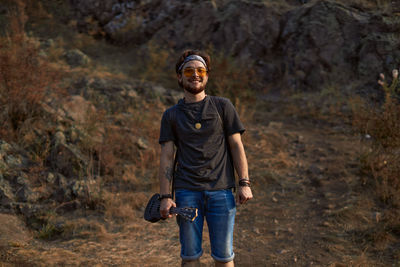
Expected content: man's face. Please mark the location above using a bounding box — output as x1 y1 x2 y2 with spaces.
178 60 208 95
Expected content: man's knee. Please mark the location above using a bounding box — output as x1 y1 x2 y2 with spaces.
214 260 234 267
181 259 201 267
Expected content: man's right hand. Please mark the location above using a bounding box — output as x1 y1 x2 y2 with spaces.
160 198 176 219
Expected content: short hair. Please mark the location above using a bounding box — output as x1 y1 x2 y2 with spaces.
175 50 211 74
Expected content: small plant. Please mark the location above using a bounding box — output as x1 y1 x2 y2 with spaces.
377 69 399 103
365 69 400 148
37 222 63 240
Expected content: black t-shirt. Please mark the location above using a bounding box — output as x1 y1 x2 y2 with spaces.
159 95 245 191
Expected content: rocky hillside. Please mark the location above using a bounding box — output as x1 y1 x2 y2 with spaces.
0 0 398 237
70 0 400 94
0 0 399 265
0 0 184 234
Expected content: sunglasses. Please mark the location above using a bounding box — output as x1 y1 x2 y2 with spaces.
182 67 207 78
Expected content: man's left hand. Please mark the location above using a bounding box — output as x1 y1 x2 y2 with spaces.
237 186 253 205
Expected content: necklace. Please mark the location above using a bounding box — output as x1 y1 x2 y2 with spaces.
193 96 208 130
182 96 208 130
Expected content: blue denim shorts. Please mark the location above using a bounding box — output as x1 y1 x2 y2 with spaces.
175 189 236 262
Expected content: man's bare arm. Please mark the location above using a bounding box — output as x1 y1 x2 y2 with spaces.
228 133 249 179
159 141 175 194
228 133 253 204
159 141 176 218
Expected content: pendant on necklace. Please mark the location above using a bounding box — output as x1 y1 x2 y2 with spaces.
195 122 202 129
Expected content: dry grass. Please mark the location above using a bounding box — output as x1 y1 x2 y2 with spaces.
207 49 257 103
283 83 352 125
0 0 61 142
351 68 400 261
103 191 149 223
62 218 110 240
132 41 176 87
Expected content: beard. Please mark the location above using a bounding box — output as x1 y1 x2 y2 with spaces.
179 79 206 95
184 84 205 95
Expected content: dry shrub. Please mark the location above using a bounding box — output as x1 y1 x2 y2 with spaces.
129 41 176 89
206 50 257 116
207 53 255 100
97 124 158 179
37 213 110 240
126 100 163 172
0 0 61 141
61 218 109 240
74 95 161 200
37 222 62 240
353 70 400 205
24 0 53 20
284 83 351 124
46 37 66 63
102 191 148 223
98 127 137 176
351 68 400 257
349 252 373 267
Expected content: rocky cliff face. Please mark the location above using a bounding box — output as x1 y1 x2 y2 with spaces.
70 0 400 94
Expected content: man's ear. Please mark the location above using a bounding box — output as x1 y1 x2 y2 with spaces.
177 73 182 82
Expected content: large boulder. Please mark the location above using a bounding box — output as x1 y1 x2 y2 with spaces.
61 95 96 124
279 1 399 93
70 177 102 204
63 49 91 67
48 142 89 178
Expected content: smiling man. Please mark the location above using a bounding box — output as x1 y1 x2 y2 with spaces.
158 50 253 267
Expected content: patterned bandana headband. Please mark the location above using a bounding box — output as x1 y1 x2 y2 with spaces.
178 55 208 72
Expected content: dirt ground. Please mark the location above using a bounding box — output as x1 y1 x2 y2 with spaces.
0 111 387 266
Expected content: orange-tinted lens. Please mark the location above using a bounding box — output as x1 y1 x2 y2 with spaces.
196 68 207 76
183 67 207 77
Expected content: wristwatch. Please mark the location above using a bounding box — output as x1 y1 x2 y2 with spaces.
159 194 172 200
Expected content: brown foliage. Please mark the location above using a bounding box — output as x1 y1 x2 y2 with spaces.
98 101 161 178
353 71 400 202
207 51 257 104
0 0 61 141
352 68 400 257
